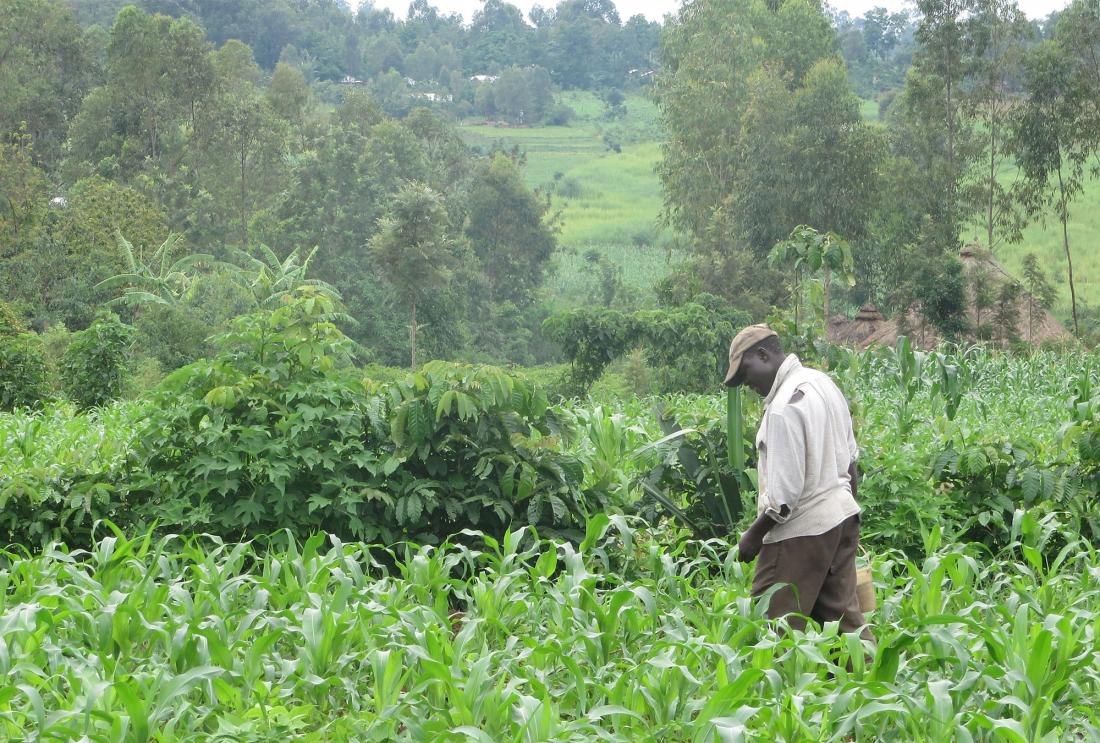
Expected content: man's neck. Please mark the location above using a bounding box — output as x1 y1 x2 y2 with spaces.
763 353 799 406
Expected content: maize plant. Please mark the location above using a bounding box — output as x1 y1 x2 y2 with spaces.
1 515 1098 740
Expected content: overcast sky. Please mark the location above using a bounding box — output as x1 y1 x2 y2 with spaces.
356 0 1069 23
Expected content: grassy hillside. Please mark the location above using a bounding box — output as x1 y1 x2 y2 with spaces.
973 165 1100 324
459 90 1099 326
459 91 676 306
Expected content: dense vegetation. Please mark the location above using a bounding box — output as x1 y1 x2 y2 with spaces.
5 0 1100 737
4 336 1100 737
2 515 1097 740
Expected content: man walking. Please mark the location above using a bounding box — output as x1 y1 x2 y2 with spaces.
724 324 871 639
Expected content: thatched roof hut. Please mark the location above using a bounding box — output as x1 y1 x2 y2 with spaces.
828 244 1071 350
828 304 886 346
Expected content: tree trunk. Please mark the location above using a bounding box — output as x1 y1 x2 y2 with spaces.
240 152 248 249
410 299 418 369
1057 164 1078 336
988 96 996 252
945 44 956 242
823 269 831 327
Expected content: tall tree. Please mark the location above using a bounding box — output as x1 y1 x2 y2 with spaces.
195 42 288 249
965 0 1032 253
464 153 557 306
371 183 455 368
1010 40 1087 336
106 6 175 161
0 0 98 168
657 0 840 251
657 0 879 314
904 0 981 249
1054 1 1100 166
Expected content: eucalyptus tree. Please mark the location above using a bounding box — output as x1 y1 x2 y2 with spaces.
965 0 1032 253
370 183 456 369
1010 39 1087 336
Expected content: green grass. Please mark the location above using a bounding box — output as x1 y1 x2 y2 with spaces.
460 91 675 305
549 241 680 305
859 97 879 121
971 164 1100 321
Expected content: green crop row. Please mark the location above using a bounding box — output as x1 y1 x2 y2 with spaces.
0 513 1096 740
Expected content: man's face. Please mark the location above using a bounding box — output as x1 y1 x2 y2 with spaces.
736 347 778 397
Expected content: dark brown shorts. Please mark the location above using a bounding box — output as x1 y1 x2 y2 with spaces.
751 514 872 639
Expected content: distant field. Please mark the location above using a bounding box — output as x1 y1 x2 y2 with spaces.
458 90 1100 323
976 164 1100 322
459 91 677 305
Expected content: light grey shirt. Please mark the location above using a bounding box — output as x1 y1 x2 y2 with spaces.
755 355 861 544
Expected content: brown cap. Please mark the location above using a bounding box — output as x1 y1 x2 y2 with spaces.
723 323 778 386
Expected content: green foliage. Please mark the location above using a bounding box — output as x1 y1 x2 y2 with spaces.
0 300 30 337
0 332 52 412
464 153 556 307
770 225 856 332
0 402 141 546
0 0 97 168
6 515 1099 737
95 232 213 309
1021 252 1057 341
544 306 642 393
133 291 608 544
544 298 750 394
370 182 456 368
917 253 970 338
59 311 134 410
657 0 879 316
1010 36 1089 336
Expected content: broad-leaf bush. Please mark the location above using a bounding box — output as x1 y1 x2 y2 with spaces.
133 290 609 543
60 310 134 409
0 402 141 546
0 302 53 411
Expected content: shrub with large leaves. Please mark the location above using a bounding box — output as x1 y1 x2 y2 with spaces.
60 311 134 409
134 290 607 543
0 302 52 412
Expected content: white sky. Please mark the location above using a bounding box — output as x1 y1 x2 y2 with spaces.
356 0 1069 23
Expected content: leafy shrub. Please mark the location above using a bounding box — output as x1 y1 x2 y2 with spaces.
543 297 750 394
543 103 575 125
60 311 134 409
134 302 214 370
0 402 141 547
134 290 609 543
0 333 52 412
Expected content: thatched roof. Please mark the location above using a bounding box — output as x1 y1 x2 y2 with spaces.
829 303 888 346
855 304 885 321
828 243 1071 350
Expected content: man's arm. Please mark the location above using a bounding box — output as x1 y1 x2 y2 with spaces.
738 508 784 562
738 408 804 563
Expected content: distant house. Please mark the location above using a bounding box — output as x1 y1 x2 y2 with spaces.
339 75 365 85
411 91 453 102
468 74 498 83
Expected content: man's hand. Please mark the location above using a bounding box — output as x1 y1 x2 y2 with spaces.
737 528 764 562
737 511 779 562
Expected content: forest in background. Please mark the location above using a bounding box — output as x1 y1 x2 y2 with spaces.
2 0 1098 406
